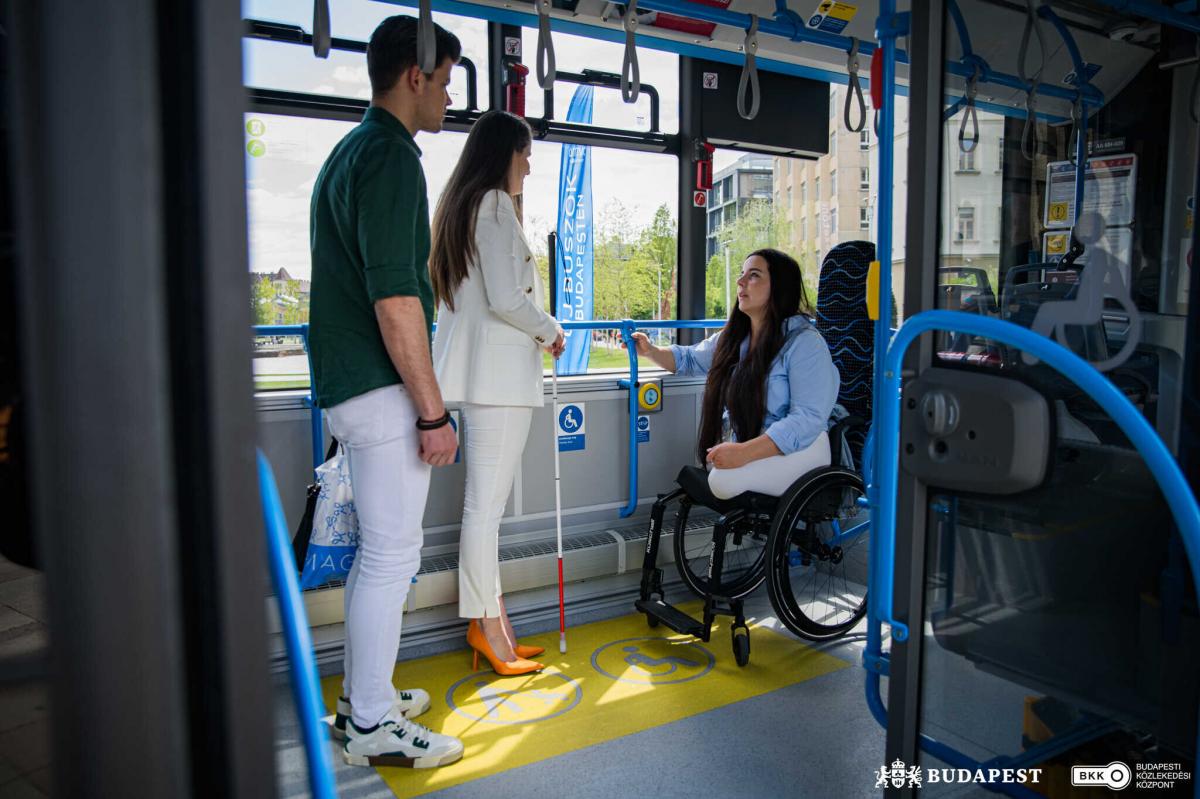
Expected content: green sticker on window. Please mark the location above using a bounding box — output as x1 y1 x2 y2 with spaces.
246 139 267 158
245 118 266 137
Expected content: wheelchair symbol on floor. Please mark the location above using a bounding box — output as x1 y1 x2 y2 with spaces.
446 670 582 725
591 637 715 685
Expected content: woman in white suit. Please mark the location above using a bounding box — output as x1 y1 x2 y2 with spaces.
430 111 564 676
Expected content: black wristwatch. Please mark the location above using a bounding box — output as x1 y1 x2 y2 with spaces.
416 410 452 431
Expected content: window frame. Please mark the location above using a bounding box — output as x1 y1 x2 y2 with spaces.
243 15 689 390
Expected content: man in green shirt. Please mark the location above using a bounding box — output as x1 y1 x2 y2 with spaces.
309 15 464 769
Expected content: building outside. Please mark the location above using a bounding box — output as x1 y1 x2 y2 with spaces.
706 154 774 260
772 88 1005 319
773 85 875 281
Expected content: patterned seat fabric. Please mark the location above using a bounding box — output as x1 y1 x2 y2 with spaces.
814 241 876 464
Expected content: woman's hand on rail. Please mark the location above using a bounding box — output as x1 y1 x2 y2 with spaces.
626 331 654 356
624 331 677 372
706 442 752 470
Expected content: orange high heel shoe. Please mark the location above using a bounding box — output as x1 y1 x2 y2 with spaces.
514 643 546 659
467 621 543 676
468 620 545 660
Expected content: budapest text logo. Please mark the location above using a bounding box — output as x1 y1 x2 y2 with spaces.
875 760 1042 789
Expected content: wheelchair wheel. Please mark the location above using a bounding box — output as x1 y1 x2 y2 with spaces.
673 505 768 601
766 469 869 641
731 624 750 667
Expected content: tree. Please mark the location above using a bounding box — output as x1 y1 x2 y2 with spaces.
640 205 677 322
280 278 305 325
703 201 794 318
252 275 275 325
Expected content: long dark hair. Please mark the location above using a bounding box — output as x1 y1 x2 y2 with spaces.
430 110 532 311
695 248 813 463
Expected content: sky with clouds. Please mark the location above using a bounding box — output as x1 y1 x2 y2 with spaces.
241 0 746 280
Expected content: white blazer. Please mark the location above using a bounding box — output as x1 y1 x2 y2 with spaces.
432 189 559 408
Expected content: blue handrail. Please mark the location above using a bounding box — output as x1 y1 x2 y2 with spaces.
253 319 725 515
871 311 1200 641
864 311 1200 797
560 318 726 517
256 450 337 799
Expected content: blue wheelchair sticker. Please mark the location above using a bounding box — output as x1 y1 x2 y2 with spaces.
557 403 586 452
636 415 650 444
449 410 461 464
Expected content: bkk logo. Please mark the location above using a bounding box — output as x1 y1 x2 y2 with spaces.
875 760 1042 789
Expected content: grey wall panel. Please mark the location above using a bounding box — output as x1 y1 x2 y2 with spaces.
258 379 707 552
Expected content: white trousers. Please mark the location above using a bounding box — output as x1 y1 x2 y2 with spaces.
708 431 831 500
458 404 532 618
324 385 431 728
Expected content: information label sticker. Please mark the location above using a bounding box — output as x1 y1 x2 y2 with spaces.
1043 154 1138 229
1041 226 1133 284
807 1 857 35
636 415 650 444
557 403 586 452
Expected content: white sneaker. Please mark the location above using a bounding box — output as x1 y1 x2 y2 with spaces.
343 716 464 769
330 689 431 741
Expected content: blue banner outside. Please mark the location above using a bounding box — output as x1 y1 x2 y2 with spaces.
555 86 595 375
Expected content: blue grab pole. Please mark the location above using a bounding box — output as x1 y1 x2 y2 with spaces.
256 451 337 799
621 321 639 517
866 312 1200 797
872 311 1200 644
562 318 724 517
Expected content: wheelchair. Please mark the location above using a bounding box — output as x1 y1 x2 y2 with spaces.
635 242 876 666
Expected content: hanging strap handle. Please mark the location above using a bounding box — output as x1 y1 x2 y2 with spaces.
312 0 331 59
844 38 867 133
958 68 980 153
536 0 557 90
1017 0 1049 160
737 15 760 121
621 0 641 103
417 0 436 74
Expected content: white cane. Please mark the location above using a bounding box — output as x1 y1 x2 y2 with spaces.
552 355 567 653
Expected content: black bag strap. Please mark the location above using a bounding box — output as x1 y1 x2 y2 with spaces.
292 436 341 572
321 436 339 465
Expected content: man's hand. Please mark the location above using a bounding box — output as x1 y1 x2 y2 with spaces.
419 425 458 467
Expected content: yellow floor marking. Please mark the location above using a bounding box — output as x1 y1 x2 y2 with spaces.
321 602 848 798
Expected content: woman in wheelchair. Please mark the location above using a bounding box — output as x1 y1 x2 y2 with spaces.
628 248 839 499
630 249 867 657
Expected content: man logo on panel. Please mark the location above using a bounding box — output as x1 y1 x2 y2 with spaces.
560 406 581 432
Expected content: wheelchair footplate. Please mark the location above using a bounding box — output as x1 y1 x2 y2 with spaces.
635 490 755 667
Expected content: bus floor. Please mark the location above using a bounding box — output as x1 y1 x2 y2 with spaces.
271 587 1009 799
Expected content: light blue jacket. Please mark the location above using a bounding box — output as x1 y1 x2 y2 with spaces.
669 315 840 455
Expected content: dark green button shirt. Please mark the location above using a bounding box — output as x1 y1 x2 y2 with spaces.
308 106 434 409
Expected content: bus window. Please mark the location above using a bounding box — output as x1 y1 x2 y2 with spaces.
519 27 678 134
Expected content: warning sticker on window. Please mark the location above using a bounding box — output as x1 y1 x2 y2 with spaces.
807 1 857 35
